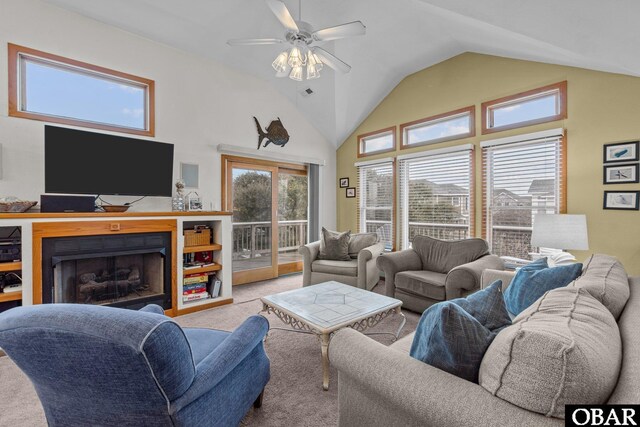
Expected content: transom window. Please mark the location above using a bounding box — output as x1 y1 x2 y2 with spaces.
8 43 155 136
400 106 475 149
482 81 567 134
357 127 396 157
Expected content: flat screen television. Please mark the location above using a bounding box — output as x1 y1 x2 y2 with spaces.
45 126 174 197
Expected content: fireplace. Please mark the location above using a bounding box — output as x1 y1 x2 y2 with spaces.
42 233 172 310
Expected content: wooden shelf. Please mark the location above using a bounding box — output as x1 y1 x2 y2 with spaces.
183 264 222 276
177 297 233 316
0 291 22 303
0 262 22 272
0 210 232 219
183 243 222 254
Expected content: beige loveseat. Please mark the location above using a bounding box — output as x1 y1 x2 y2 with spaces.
330 254 639 426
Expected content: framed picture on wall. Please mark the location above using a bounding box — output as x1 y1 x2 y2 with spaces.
339 177 349 188
604 141 639 163
346 187 356 198
603 191 640 210
603 163 639 184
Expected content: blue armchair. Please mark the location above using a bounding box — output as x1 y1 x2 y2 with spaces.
0 303 270 427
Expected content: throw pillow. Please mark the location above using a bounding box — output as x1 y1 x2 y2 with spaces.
503 258 582 316
409 281 511 382
318 227 351 261
480 287 621 419
347 232 379 259
568 254 630 320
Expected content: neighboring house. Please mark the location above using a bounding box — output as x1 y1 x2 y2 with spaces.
528 178 556 214
429 182 470 219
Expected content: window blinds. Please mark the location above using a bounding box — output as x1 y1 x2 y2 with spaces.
357 160 394 251
482 134 564 258
398 147 474 249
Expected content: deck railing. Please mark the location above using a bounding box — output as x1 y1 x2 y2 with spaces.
232 220 308 260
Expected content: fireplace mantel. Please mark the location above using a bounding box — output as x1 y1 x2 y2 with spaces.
0 212 233 317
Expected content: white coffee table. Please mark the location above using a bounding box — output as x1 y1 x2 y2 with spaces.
260 281 405 390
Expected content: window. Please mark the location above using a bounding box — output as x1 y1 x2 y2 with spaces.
400 106 475 149
482 129 566 258
482 81 567 134
8 43 155 136
398 146 474 249
357 159 395 250
357 127 396 157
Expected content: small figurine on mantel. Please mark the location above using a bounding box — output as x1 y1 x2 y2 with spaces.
172 179 186 211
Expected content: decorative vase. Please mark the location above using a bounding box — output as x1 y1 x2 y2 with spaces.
172 180 186 211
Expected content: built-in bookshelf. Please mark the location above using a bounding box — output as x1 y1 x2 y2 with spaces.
178 219 231 314
0 227 23 310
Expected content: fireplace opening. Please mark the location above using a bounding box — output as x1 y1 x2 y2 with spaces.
42 233 172 310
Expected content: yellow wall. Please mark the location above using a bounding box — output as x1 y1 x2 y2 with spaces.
336 53 640 275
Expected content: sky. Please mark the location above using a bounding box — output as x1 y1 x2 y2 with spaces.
24 59 146 130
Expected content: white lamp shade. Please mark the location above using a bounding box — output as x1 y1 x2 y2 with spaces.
531 214 589 250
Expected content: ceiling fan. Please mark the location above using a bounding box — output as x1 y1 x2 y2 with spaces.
227 0 366 81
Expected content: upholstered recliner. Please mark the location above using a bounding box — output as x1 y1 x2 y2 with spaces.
0 304 270 427
299 232 385 290
377 236 504 312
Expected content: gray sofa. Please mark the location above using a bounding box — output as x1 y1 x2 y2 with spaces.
377 236 504 312
331 254 639 426
299 233 385 290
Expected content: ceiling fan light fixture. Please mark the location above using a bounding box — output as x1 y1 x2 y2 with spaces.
289 65 303 81
306 63 320 80
272 51 289 73
288 46 303 68
312 53 324 71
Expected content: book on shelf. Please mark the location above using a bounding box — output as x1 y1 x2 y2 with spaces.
184 262 218 270
183 274 209 285
183 291 209 302
183 287 207 295
183 281 207 290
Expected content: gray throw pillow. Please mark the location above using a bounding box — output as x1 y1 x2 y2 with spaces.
348 232 379 259
479 287 621 419
568 254 629 320
318 228 351 261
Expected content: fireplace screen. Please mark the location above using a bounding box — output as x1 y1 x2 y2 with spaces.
53 250 165 305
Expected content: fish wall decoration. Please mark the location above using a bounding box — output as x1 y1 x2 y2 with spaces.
254 116 290 150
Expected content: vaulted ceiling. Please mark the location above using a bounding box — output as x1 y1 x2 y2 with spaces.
43 0 640 146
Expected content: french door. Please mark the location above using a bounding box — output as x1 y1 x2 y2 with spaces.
222 156 308 285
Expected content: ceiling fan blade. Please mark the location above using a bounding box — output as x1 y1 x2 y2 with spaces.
227 38 284 46
312 47 351 74
312 21 366 42
265 0 299 33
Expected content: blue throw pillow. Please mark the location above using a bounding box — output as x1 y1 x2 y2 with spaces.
409 281 511 383
503 258 583 316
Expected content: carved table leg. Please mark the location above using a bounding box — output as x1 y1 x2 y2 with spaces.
320 333 330 391
394 307 407 340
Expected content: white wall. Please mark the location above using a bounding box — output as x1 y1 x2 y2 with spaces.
0 0 336 229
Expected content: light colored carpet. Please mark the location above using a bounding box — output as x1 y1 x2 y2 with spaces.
0 275 419 427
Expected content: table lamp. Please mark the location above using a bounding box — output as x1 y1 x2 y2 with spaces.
530 214 589 266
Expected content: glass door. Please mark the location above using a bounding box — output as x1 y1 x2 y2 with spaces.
227 162 278 285
277 169 308 275
223 157 309 285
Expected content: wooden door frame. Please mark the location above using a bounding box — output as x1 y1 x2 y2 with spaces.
221 155 308 284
